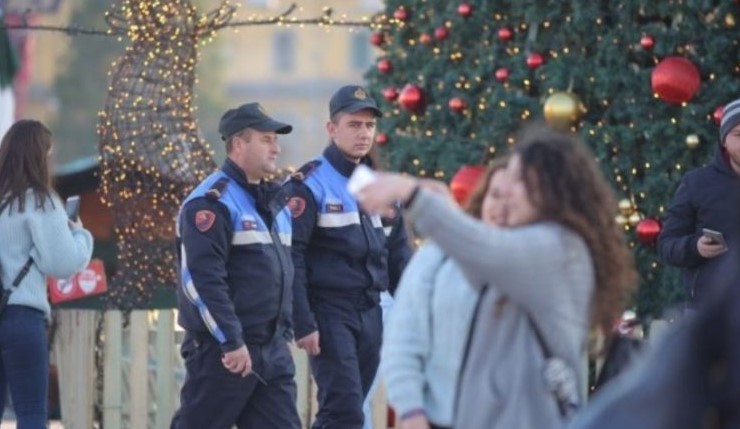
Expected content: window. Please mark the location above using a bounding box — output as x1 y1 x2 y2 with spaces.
350 31 372 70
360 0 383 11
273 32 296 72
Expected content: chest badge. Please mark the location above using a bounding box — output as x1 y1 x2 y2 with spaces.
325 198 344 213
241 215 258 231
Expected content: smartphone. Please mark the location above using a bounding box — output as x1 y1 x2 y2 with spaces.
65 195 81 221
702 228 727 248
347 164 377 196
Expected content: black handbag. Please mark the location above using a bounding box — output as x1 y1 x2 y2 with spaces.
0 257 34 317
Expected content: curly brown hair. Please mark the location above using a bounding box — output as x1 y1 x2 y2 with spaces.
514 124 638 332
464 157 509 219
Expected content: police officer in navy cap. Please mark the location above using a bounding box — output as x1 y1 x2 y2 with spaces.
171 102 301 429
285 86 412 428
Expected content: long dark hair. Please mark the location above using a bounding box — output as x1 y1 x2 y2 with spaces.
0 120 55 215
515 124 638 332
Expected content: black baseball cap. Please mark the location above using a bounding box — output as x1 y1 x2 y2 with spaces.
329 85 382 118
218 102 292 141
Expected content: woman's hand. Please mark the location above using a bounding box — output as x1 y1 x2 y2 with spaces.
68 217 83 230
399 414 431 429
356 173 419 214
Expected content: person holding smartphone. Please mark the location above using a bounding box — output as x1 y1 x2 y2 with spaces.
658 97 740 303
0 120 94 427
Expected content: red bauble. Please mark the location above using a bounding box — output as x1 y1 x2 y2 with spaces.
713 105 724 125
375 133 389 146
370 31 385 47
526 52 545 69
449 97 466 113
651 56 701 104
636 218 661 245
398 84 425 112
419 33 432 45
377 58 392 74
434 26 449 41
382 86 399 102
393 6 409 22
450 165 486 205
497 27 513 41
640 35 655 50
494 67 510 82
457 2 473 18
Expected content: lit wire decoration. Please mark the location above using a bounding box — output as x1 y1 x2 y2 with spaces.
97 0 232 309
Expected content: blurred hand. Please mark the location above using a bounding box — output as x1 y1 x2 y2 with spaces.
221 345 252 377
68 217 83 229
296 331 321 356
356 173 419 215
697 236 727 258
418 178 451 197
400 414 430 429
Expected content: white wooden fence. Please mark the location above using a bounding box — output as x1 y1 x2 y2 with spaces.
52 309 390 429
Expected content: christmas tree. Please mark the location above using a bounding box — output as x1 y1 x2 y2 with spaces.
365 0 740 319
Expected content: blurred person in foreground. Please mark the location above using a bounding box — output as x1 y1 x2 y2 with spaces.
356 123 637 429
382 159 510 429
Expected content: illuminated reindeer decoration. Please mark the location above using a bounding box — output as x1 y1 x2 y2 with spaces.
97 0 234 308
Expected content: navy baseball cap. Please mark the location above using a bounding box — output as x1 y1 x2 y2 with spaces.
218 102 292 140
329 85 382 118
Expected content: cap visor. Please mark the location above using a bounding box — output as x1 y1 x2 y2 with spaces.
342 102 382 118
254 119 293 134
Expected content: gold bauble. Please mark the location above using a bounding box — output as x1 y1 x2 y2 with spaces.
618 198 634 216
726 13 736 28
628 211 644 227
686 134 700 149
616 214 629 228
544 92 586 130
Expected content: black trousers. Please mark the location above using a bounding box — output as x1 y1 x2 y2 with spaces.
171 333 300 429
310 299 382 429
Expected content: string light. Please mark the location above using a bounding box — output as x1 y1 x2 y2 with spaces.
90 0 376 310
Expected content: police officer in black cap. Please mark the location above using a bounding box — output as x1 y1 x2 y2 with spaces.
285 86 412 428
171 102 301 429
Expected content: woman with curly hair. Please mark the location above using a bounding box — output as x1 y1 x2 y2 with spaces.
357 123 637 429
381 158 509 429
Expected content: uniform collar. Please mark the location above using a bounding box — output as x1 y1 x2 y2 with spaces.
221 159 284 213
323 143 373 178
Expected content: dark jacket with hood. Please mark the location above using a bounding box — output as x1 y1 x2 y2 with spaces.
658 139 740 302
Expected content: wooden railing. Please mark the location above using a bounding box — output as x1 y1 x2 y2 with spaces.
52 309 391 429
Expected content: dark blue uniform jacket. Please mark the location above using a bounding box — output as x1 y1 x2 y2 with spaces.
286 144 412 339
176 159 294 352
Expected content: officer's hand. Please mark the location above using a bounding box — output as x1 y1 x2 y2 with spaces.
296 331 321 356
221 345 252 377
400 414 430 429
697 236 727 258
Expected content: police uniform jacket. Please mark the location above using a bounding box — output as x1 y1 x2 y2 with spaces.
287 144 412 339
177 159 294 352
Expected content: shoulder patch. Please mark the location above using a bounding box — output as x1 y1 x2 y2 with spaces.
287 196 307 218
195 210 217 232
291 160 322 181
206 177 230 200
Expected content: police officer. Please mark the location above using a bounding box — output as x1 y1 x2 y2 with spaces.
171 103 301 429
286 85 412 428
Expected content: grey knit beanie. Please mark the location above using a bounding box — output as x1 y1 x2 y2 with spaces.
720 98 740 144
